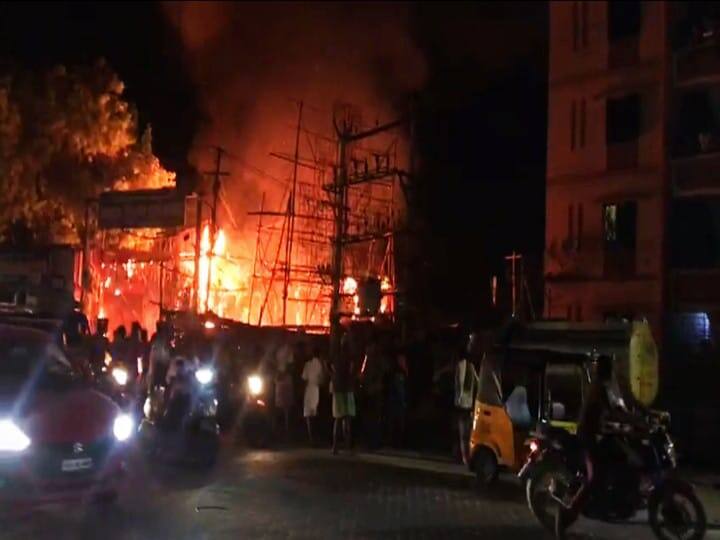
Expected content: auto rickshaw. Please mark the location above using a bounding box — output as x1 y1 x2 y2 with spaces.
469 319 659 488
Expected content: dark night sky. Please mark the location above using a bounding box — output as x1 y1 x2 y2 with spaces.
0 1 547 324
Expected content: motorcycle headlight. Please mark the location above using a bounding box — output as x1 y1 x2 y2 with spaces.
195 367 215 385
112 367 129 386
113 414 134 442
247 374 263 396
0 419 30 452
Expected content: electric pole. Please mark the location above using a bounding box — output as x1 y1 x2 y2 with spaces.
328 114 407 366
505 251 523 318
282 101 304 326
203 147 229 313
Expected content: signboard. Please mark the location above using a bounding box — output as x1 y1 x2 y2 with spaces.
98 189 192 230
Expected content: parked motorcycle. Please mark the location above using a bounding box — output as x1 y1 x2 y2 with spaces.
138 359 220 467
521 412 706 539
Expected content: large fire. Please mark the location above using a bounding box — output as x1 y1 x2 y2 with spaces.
92 108 400 335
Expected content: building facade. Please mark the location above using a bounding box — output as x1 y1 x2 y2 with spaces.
546 1 720 345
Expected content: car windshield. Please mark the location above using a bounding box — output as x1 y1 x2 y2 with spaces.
0 340 77 392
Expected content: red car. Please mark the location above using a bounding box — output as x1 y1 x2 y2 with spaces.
0 324 132 506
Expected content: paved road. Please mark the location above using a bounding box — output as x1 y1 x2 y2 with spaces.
1 446 717 540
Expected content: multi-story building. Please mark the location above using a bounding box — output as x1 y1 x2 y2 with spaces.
545 1 720 462
546 1 720 346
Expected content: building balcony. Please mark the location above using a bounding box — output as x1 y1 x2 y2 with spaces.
672 150 720 197
670 269 720 309
674 41 720 88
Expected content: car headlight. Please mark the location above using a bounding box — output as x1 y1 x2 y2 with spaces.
112 367 129 386
113 414 134 442
195 367 215 385
0 419 30 452
247 374 263 396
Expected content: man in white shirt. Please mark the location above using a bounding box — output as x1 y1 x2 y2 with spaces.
302 346 324 445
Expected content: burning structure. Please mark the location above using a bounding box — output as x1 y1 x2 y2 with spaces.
83 2 424 333
0 3 424 334
88 102 407 333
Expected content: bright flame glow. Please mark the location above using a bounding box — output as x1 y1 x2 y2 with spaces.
342 277 358 295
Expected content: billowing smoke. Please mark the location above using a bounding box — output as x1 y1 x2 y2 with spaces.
164 1 424 227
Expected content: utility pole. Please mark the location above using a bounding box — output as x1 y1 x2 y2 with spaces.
248 192 265 324
329 130 349 364
282 101 304 326
193 195 202 313
329 114 407 366
159 261 164 314
505 251 523 318
203 147 230 313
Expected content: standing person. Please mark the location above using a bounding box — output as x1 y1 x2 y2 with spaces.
128 321 144 378
90 318 109 375
148 322 171 393
302 346 324 445
385 345 408 448
274 336 295 440
360 338 386 450
454 337 479 465
111 325 129 366
331 333 356 454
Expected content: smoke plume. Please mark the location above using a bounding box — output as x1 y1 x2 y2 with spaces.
164 1 425 237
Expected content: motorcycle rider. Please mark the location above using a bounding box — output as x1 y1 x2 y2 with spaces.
555 354 643 538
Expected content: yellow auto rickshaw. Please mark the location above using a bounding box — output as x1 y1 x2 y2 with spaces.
469 319 659 488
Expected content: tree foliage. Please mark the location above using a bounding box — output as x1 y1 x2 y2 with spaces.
0 59 175 245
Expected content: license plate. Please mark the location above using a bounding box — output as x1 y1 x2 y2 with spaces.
61 458 93 472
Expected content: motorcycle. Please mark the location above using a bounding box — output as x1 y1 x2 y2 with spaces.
521 412 707 540
92 352 139 413
238 370 273 448
138 360 220 467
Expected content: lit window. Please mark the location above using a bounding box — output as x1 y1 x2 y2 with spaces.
604 204 617 242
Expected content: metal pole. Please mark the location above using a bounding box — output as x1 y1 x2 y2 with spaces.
511 252 517 317
283 101 304 326
248 192 265 324
159 261 164 315
330 133 348 366
81 199 91 305
206 147 223 313
193 196 202 313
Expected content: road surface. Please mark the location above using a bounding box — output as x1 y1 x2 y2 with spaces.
2 446 718 539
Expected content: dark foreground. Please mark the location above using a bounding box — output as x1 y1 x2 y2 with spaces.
2 446 718 540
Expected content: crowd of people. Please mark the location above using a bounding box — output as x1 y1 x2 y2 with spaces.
83 317 488 464
253 327 487 463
